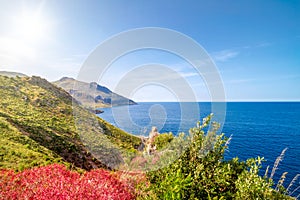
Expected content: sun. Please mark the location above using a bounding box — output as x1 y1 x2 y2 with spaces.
13 10 51 43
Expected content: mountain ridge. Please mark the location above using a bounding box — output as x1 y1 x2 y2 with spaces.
53 77 137 108
0 71 28 78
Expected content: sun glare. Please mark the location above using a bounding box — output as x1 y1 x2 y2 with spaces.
13 11 51 43
2 6 54 62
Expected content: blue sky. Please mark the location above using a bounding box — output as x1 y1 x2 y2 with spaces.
0 0 299 101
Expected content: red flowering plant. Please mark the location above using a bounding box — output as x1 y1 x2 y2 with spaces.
0 164 135 200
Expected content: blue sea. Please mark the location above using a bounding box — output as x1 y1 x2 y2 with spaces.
98 102 300 194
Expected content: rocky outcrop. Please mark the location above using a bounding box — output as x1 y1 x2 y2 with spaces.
144 127 160 155
53 77 137 108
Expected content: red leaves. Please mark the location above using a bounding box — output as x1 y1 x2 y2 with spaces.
0 164 134 200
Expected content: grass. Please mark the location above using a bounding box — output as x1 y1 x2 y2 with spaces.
0 75 141 171
263 148 300 198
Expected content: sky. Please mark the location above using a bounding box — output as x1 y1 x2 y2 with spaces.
0 0 299 101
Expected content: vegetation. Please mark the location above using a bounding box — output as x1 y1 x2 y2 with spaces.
0 164 134 199
137 114 295 199
153 132 174 150
0 75 140 171
0 74 298 199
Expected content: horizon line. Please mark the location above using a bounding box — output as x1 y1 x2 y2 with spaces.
134 100 300 103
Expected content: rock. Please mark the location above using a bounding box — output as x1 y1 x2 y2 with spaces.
95 110 104 114
146 126 160 155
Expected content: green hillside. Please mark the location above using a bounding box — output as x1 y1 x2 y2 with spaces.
0 75 141 171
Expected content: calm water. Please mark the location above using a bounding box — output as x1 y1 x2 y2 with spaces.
99 102 300 192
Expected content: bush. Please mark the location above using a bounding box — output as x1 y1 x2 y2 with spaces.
153 132 174 150
0 164 134 200
138 114 292 199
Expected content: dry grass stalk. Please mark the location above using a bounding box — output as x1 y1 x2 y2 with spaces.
286 174 300 194
224 134 232 147
275 172 288 191
290 186 300 197
270 148 288 180
264 165 269 178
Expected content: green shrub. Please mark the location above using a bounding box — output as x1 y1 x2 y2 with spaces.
153 132 174 150
138 114 292 200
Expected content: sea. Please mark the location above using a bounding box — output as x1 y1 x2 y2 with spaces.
98 102 300 194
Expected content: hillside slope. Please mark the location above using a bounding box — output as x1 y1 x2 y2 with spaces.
0 75 141 171
0 71 27 77
53 77 137 108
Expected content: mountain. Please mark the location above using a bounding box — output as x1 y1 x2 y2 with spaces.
0 71 28 77
53 77 137 108
0 75 141 171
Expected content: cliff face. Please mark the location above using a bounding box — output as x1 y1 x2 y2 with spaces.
0 75 140 171
53 77 137 108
